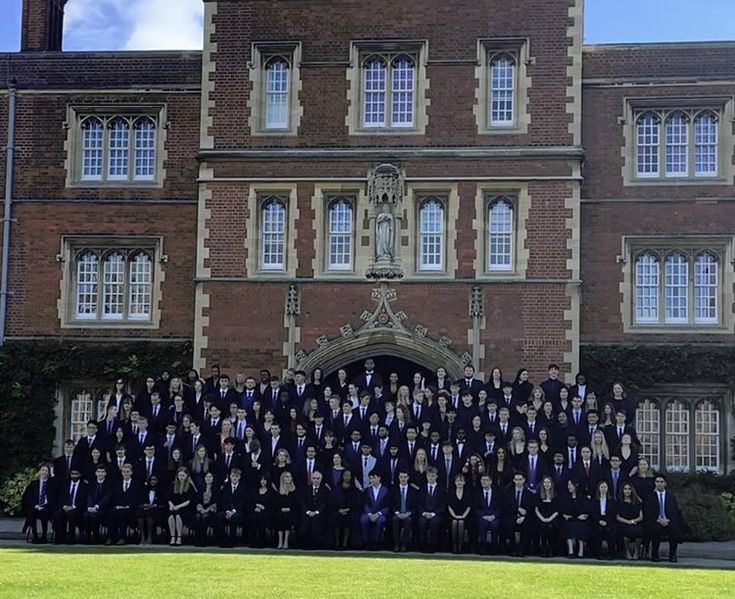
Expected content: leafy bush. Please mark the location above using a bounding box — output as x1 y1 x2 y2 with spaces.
0 467 37 516
675 484 735 541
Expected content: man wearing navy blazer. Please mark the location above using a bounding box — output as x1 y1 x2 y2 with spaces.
502 472 535 556
417 466 446 553
644 474 686 562
390 470 418 552
360 469 390 549
459 365 485 400
475 473 502 554
352 358 384 396
82 464 111 544
107 464 140 545
22 465 53 543
298 470 331 549
216 468 247 548
52 468 87 545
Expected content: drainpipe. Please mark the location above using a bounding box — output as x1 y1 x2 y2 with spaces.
0 84 17 345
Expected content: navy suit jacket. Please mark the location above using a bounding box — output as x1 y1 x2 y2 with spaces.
362 485 390 516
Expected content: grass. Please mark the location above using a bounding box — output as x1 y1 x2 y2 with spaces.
0 547 733 598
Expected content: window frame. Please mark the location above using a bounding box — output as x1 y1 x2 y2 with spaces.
359 51 417 130
260 196 288 272
486 195 516 273
325 195 355 272
416 195 446 273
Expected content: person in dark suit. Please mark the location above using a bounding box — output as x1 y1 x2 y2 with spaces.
21 465 53 543
572 446 603 498
248 472 275 548
644 474 686 562
491 407 514 448
135 443 165 483
107 378 132 415
360 469 390 549
502 472 535 556
550 452 572 495
298 470 331 548
129 416 156 461
459 365 484 400
53 440 80 484
534 475 562 557
73 421 107 467
602 455 628 500
289 370 314 412
215 467 247 547
519 440 547 494
144 391 168 435
53 468 87 544
108 464 139 545
417 466 446 552
438 442 461 492
98 404 121 442
475 473 502 554
215 437 243 485
208 373 237 412
379 444 406 488
138 474 166 545
81 464 111 544
390 470 418 552
352 359 384 396
540 364 565 408
590 479 618 558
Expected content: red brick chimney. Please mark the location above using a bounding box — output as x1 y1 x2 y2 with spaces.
21 0 69 52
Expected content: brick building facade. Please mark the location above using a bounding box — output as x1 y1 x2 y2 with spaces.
1 0 733 473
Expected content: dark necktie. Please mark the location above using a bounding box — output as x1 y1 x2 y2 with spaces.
516 490 521 508
40 481 47 505
400 487 407 512
485 491 490 507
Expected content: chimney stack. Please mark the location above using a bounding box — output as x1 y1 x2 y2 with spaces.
21 0 69 52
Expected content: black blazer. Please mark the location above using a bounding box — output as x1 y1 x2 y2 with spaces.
417 484 447 515
299 484 331 514
218 482 247 513
643 490 685 526
389 485 419 514
85 480 112 512
111 479 140 509
474 487 503 519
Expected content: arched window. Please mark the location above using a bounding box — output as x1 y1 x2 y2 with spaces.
128 252 153 320
418 198 444 271
636 111 660 177
81 118 104 180
363 56 387 127
695 401 720 472
133 117 156 180
327 198 353 270
488 198 514 271
261 198 286 270
102 251 125 319
664 112 688 176
107 118 130 180
694 111 718 176
75 251 99 319
665 400 690 471
489 53 515 125
635 399 661 470
634 252 659 323
694 251 718 324
391 55 415 127
664 252 688 323
265 57 290 129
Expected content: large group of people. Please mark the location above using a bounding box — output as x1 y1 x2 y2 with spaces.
21 360 686 562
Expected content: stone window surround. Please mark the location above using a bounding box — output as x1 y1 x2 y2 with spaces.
620 95 735 186
63 104 168 189
472 183 531 279
345 39 430 136
474 37 532 135
248 41 304 136
619 235 735 334
57 234 166 330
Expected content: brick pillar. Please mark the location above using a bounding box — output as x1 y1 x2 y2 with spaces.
21 0 68 52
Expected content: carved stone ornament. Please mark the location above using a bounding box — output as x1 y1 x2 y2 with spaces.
414 324 428 338
365 264 404 280
361 284 408 331
438 336 453 348
469 285 484 319
339 324 354 337
368 163 405 208
286 284 301 316
295 350 307 364
460 352 474 366
315 335 330 348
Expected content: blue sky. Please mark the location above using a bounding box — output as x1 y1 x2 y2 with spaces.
0 0 734 52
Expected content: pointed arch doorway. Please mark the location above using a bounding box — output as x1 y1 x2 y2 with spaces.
324 355 435 391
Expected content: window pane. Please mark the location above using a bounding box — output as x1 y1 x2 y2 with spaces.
81 118 103 180
129 252 152 320
391 56 414 127
107 119 130 180
694 111 718 176
636 112 659 177
664 253 688 323
75 252 98 319
665 400 690 471
635 399 660 471
261 199 286 270
133 118 156 180
69 390 94 443
265 58 290 129
489 54 515 125
664 112 688 176
363 57 386 127
102 252 125 320
419 199 444 271
328 199 353 270
694 252 718 324
634 253 659 323
488 199 513 271
695 401 720 472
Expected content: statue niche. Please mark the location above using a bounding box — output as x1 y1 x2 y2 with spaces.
366 163 404 280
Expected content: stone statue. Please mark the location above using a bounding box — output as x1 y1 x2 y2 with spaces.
375 203 394 262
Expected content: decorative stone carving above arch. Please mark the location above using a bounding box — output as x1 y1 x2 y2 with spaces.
295 283 471 378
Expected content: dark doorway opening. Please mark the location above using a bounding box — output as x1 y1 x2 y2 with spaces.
324 355 435 390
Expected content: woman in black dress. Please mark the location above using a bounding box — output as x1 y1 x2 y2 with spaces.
273 471 298 549
487 446 512 491
591 480 617 559
331 469 360 549
616 482 645 560
562 479 591 558
193 471 219 547
249 472 275 548
167 467 196 546
512 368 533 405
534 475 561 557
137 474 165 545
448 473 473 553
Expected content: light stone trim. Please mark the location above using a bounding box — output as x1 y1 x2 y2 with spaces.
199 1 217 149
563 178 581 383
566 0 584 146
467 285 487 380
193 284 210 372
310 183 369 278
193 163 214 370
283 284 301 374
245 183 299 278
403 182 460 279
474 38 531 135
345 40 430 136
472 183 531 279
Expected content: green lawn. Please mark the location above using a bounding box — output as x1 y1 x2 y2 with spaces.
0 547 732 598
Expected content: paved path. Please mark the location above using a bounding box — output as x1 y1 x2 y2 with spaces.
1 518 732 567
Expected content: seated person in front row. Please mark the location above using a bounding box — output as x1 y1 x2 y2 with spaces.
22 465 52 544
360 469 389 549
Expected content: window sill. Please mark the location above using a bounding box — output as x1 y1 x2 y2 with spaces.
627 323 731 334
626 176 729 187
61 321 158 330
68 180 162 189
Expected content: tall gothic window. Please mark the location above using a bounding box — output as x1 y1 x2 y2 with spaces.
487 197 514 271
327 198 353 270
261 198 287 271
418 198 444 271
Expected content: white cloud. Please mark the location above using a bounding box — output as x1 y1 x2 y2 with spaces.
63 0 203 51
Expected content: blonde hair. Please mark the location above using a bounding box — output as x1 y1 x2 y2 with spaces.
278 471 295 494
